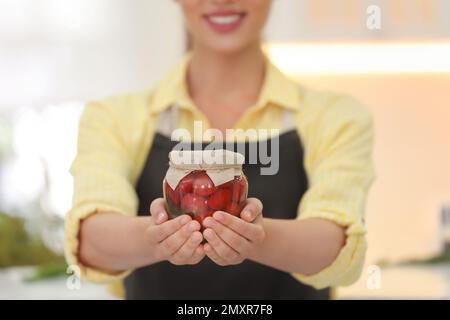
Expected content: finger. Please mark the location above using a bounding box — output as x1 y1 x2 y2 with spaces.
203 217 250 254
162 220 201 256
240 198 263 222
153 214 191 242
150 198 169 224
212 211 262 242
203 228 239 262
172 231 203 263
203 243 226 266
189 245 206 265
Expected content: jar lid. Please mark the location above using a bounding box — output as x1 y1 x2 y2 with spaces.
165 149 245 189
169 149 245 169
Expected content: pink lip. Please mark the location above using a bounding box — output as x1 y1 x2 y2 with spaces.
203 10 247 34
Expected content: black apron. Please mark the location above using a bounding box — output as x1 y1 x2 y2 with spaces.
124 130 330 300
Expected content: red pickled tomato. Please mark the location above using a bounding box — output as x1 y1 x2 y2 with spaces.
193 209 214 225
237 176 247 203
220 180 233 191
228 177 244 203
207 188 232 210
231 180 240 203
164 182 180 206
192 171 216 196
219 177 247 204
225 202 243 217
176 172 195 195
181 193 208 215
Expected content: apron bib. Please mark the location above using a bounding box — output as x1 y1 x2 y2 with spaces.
124 130 330 299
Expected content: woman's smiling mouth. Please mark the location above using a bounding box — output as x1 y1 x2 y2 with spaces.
203 10 247 33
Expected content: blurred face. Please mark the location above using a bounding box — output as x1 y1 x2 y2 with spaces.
178 0 271 54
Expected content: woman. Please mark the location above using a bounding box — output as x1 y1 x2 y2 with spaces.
65 0 374 299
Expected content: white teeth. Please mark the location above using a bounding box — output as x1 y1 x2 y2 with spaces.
208 15 241 25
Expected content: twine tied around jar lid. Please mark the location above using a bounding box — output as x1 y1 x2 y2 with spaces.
165 149 245 190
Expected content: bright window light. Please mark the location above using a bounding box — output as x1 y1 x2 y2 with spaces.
266 42 450 74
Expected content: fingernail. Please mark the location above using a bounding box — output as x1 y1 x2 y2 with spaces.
213 211 224 221
204 229 214 240
188 221 198 232
180 215 191 225
243 211 252 220
157 212 165 223
204 217 217 228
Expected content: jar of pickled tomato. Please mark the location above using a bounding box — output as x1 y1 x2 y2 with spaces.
163 149 248 225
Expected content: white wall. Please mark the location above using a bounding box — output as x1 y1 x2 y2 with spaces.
265 0 450 41
0 0 185 108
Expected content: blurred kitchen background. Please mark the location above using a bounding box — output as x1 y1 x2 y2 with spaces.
0 0 449 299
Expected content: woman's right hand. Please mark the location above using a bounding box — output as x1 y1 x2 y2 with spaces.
147 198 205 265
78 199 205 272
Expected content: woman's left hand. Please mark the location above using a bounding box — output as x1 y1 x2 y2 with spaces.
202 198 265 266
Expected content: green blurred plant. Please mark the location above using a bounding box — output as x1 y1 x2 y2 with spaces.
0 211 65 268
24 260 68 282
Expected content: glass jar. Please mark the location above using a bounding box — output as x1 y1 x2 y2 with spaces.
163 149 248 225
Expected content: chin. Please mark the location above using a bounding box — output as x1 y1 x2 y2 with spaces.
202 37 255 55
